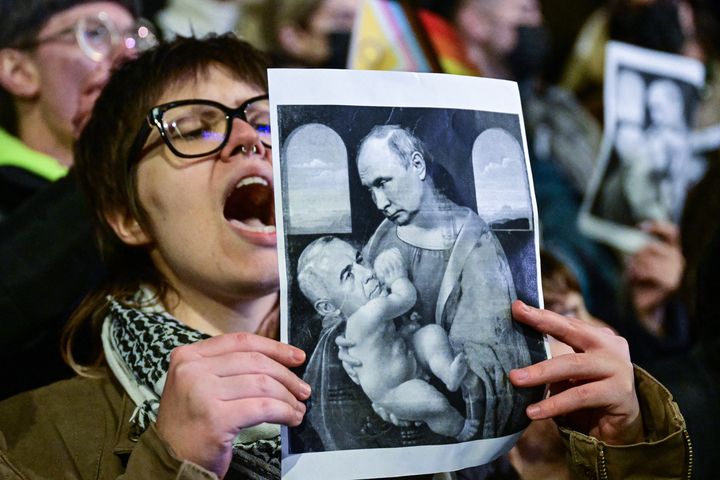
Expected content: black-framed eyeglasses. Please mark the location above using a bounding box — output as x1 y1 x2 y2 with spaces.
128 95 271 165
12 12 158 62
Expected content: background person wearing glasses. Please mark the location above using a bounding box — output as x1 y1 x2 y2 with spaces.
0 0 156 218
0 0 157 400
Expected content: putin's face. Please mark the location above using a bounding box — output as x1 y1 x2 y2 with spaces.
357 137 426 226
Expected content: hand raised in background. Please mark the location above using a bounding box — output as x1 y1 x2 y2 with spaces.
627 221 685 336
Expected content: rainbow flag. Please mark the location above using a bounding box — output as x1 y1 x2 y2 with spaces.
348 0 479 76
348 0 438 72
417 9 480 76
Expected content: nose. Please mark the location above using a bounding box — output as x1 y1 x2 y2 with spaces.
220 116 268 162
372 188 390 211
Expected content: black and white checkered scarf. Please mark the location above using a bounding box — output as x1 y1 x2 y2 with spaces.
101 291 281 480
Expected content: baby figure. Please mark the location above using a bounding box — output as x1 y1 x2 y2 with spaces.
297 236 478 441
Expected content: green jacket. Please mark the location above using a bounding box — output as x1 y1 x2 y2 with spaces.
558 366 692 480
0 128 67 181
0 367 688 479
0 373 215 479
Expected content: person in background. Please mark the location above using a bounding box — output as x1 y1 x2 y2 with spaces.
0 0 156 219
451 0 622 326
0 0 157 400
256 0 361 68
560 0 704 122
540 249 604 327
637 149 720 478
453 0 543 81
154 0 362 69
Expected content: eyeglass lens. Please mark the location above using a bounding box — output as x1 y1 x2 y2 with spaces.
77 15 114 61
77 13 158 62
161 99 271 157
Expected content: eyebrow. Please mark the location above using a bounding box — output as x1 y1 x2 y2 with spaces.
371 176 390 187
340 263 353 281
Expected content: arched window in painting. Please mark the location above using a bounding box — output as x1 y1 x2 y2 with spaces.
471 128 532 230
283 123 352 234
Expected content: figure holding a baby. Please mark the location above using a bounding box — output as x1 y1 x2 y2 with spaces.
298 125 533 449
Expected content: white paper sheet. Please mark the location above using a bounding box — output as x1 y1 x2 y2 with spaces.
270 69 549 479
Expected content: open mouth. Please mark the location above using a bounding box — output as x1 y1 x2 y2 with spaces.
223 176 276 233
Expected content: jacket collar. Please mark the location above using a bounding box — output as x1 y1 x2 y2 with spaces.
110 375 143 455
0 128 68 181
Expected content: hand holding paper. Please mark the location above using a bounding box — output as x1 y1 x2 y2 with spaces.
509 301 644 446
156 333 309 477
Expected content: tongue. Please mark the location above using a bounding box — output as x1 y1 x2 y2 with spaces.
241 217 267 228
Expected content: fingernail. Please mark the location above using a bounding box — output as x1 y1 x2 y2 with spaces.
292 348 306 363
300 381 312 397
520 301 531 313
527 405 540 418
512 369 528 381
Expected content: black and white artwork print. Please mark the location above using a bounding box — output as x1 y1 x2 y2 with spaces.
271 70 547 480
579 41 706 253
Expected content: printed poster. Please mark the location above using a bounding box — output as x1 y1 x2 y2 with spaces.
270 69 549 479
579 41 705 253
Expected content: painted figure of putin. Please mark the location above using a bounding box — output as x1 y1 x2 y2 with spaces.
302 125 532 451
358 125 531 436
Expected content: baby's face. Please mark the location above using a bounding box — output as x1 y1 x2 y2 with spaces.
317 239 385 316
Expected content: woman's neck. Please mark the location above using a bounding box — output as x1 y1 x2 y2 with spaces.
164 286 279 337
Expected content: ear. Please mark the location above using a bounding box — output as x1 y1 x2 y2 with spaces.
104 208 151 246
410 151 426 180
314 299 340 317
0 49 41 98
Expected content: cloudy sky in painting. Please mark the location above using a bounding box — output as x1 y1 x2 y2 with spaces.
284 123 352 234
471 128 531 225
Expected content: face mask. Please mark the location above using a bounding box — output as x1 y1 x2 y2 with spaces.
506 25 550 82
321 31 352 69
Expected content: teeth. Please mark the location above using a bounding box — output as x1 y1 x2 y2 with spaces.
235 176 269 189
229 219 276 234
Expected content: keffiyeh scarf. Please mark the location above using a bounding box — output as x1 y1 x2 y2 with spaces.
101 291 281 480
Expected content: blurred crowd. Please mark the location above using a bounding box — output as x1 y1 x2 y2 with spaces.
0 0 718 479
